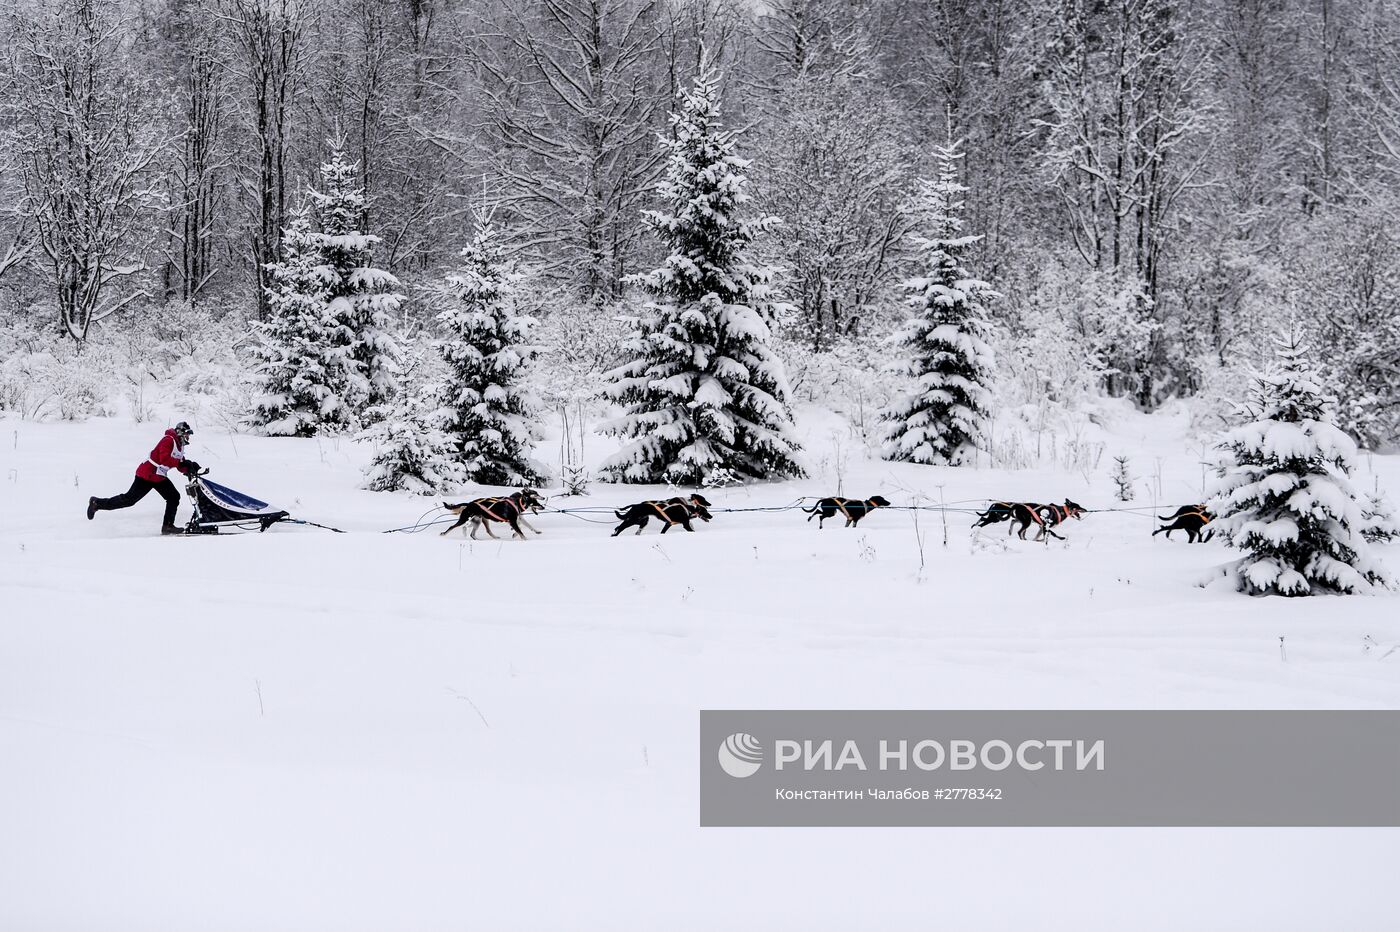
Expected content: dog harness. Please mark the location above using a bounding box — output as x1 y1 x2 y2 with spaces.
832 498 863 521
647 501 680 525
476 496 520 522
1180 510 1211 524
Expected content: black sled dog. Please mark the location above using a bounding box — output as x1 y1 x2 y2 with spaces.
611 494 713 536
972 501 1030 532
1153 504 1214 543
803 495 891 529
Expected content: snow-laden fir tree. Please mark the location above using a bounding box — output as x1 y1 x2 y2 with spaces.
436 218 543 485
880 139 996 466
601 61 803 484
249 207 350 436
1207 331 1391 596
307 145 403 417
359 362 465 494
1361 484 1398 544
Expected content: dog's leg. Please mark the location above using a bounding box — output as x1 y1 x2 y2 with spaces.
440 513 468 537
518 516 542 535
508 518 526 541
478 519 499 540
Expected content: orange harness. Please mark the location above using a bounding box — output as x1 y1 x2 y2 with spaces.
1182 510 1211 524
833 498 874 521
647 500 679 524
477 496 519 523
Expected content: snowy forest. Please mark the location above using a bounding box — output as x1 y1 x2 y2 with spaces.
2 0 1399 457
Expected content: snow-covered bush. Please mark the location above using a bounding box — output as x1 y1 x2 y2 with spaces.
776 333 899 443
527 285 634 411
1361 485 1398 544
601 61 803 484
436 219 544 486
1208 331 1391 596
1282 210 1400 449
359 361 465 494
0 311 119 420
880 139 997 466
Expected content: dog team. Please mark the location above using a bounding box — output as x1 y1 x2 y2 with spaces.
438 489 1212 544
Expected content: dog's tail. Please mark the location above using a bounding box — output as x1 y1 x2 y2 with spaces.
801 503 820 516
614 508 627 520
1157 514 1180 521
443 501 466 514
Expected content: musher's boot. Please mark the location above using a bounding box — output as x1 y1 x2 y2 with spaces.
161 523 186 536
87 497 98 520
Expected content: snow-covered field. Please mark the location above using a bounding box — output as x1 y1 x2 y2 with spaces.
2 404 1398 930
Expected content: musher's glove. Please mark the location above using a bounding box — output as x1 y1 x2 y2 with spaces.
184 460 202 474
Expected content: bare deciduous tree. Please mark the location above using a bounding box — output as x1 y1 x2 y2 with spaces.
219 0 309 319
12 0 164 339
464 0 667 301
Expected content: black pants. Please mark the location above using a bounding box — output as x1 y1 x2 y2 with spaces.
93 476 181 528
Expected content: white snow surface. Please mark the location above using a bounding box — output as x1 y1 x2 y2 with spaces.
3 401 1399 930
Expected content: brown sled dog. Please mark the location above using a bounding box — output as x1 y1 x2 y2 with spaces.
1012 500 1086 541
441 489 545 540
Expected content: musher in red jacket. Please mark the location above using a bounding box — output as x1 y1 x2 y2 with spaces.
87 422 203 535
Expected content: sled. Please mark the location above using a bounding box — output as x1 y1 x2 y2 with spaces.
184 474 342 534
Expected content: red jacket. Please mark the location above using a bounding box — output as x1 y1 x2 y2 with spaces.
136 429 194 482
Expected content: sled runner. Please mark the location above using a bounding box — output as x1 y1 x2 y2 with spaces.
183 474 342 534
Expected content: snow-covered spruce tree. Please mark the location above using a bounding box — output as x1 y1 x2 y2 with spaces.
1361 485 1398 544
249 207 350 436
601 62 803 484
307 146 403 419
436 219 543 486
360 371 465 494
879 140 997 466
1207 331 1392 596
